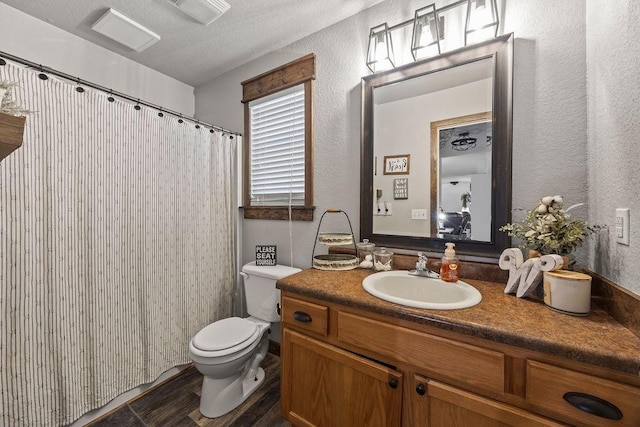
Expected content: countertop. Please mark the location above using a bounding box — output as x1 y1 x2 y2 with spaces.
277 268 640 376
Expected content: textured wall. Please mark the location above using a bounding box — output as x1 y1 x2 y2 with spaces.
195 1 638 297
502 0 588 255
586 1 640 295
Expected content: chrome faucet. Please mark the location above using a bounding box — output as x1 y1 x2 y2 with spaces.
408 252 440 278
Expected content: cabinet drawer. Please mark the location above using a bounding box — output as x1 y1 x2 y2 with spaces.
281 296 328 337
526 360 640 427
337 311 505 395
424 380 566 426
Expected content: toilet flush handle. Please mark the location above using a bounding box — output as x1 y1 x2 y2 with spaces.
239 272 248 279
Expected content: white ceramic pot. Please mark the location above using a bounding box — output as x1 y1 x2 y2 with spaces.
542 270 592 316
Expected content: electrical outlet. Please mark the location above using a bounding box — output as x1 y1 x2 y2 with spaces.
374 201 392 216
374 202 383 216
411 209 428 220
616 208 630 245
384 202 392 216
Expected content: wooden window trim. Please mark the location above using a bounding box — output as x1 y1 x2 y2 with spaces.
241 53 315 221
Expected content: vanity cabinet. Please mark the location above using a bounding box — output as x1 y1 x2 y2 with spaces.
281 328 403 426
525 360 640 426
409 376 565 426
280 292 640 427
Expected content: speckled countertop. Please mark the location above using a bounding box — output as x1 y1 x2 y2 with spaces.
277 268 640 376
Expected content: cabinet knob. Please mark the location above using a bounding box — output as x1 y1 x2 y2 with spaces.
388 378 398 389
563 392 623 420
293 311 312 323
416 383 426 395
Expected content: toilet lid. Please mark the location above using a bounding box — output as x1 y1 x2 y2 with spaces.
192 317 258 352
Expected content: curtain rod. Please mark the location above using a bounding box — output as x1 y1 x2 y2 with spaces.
0 50 241 138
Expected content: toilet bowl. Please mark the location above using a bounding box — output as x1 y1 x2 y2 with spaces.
189 262 300 418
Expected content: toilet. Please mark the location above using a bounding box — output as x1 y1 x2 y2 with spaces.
189 262 300 418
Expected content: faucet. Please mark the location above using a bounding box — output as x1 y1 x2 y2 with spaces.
408 252 440 278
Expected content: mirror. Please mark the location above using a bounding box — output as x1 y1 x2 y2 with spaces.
360 34 513 258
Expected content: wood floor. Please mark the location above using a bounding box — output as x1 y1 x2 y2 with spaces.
88 352 291 427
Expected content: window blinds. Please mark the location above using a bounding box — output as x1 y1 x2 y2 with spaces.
249 85 305 205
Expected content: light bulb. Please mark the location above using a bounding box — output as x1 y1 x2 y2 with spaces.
419 21 433 46
469 0 491 31
375 39 387 62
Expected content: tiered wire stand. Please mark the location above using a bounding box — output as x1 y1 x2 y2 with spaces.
311 209 359 270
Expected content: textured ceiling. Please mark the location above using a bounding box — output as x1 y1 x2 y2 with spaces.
0 0 384 86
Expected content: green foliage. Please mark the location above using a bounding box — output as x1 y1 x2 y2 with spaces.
460 191 471 208
499 195 602 256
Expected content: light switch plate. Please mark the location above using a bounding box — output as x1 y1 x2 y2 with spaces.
616 208 630 245
411 209 428 220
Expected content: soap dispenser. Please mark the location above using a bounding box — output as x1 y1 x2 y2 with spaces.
440 243 459 283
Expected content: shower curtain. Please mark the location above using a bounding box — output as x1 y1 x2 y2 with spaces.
0 62 238 426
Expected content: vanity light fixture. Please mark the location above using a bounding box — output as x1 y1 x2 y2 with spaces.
464 0 499 46
411 4 442 61
366 23 395 73
365 0 501 73
451 132 477 151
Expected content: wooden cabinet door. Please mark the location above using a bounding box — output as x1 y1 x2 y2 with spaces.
281 328 402 427
409 376 566 427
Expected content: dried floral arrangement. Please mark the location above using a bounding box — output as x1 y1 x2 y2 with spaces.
0 81 30 116
499 195 603 256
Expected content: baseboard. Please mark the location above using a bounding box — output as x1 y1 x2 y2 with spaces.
268 339 280 356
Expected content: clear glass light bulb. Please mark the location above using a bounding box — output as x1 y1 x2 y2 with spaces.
375 40 387 62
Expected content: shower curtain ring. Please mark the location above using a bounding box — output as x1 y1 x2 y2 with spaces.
75 78 85 93
38 65 48 80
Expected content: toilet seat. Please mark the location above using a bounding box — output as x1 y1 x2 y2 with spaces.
192 317 260 356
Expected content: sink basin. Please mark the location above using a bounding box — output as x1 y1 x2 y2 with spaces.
362 270 482 310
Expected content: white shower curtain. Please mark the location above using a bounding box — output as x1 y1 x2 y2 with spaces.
0 62 238 426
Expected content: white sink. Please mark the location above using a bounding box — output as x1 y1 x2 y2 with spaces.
362 270 482 310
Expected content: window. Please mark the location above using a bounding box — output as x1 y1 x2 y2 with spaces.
241 54 315 221
249 85 305 205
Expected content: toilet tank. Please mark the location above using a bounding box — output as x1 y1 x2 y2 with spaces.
242 262 301 322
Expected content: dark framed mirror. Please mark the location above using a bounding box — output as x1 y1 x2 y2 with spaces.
360 33 513 258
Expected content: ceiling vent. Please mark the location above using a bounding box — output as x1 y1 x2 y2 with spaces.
91 8 160 52
167 0 231 25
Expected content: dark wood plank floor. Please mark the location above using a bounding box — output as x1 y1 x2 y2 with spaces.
88 352 291 427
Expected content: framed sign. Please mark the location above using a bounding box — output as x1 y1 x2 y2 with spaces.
383 154 410 175
255 245 277 266
394 178 408 199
